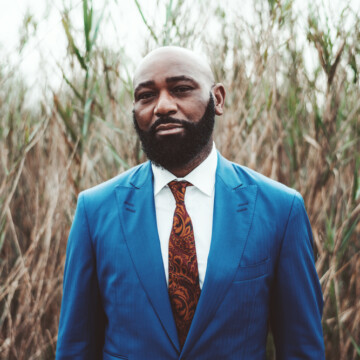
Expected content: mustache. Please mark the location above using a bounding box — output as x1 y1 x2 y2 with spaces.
149 117 193 133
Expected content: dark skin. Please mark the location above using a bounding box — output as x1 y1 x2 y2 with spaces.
133 47 226 177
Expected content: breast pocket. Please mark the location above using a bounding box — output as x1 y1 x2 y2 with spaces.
233 258 269 283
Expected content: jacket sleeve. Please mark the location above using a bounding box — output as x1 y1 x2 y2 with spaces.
56 192 105 360
270 192 325 359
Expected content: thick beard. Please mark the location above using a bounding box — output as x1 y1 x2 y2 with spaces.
133 94 215 170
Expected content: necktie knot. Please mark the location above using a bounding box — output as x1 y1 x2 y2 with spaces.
168 180 192 204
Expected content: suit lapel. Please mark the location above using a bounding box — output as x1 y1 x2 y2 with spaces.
115 162 180 352
181 155 258 355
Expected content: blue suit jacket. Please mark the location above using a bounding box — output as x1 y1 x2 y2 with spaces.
56 153 325 360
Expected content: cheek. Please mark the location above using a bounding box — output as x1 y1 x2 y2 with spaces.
133 106 153 131
180 99 207 122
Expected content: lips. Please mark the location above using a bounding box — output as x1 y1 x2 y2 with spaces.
155 123 184 136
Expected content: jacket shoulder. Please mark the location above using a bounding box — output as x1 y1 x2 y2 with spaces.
220 156 297 195
219 156 300 204
79 161 149 204
239 164 296 195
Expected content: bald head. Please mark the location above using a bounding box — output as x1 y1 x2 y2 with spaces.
133 46 215 90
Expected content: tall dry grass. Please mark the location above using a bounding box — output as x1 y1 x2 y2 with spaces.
0 0 359 359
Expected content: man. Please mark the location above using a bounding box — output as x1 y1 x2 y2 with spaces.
56 46 325 359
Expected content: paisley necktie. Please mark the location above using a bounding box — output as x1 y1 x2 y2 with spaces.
167 180 201 348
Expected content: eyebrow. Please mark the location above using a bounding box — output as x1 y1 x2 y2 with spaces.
134 80 155 94
134 75 198 95
165 75 197 84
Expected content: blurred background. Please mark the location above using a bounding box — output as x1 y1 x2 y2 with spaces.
0 0 359 358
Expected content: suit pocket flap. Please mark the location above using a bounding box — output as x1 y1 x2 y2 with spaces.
233 258 269 282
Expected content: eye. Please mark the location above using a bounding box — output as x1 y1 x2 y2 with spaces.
172 86 193 94
137 91 155 100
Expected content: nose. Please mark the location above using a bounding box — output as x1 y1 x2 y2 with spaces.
154 90 177 117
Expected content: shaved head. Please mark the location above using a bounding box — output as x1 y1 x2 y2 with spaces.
133 46 215 90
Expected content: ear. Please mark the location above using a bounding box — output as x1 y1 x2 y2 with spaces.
212 83 226 116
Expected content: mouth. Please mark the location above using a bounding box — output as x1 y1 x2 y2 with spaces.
155 123 185 136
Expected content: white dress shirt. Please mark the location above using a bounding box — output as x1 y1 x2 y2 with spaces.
151 143 217 289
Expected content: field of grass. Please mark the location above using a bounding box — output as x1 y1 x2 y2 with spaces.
0 0 359 359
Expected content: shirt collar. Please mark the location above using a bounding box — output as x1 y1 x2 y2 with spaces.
152 143 218 197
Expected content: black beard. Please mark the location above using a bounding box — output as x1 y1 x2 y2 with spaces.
133 94 215 170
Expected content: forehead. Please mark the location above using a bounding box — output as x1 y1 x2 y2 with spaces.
133 52 211 88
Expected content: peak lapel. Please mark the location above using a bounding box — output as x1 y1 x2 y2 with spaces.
115 163 180 352
181 156 258 355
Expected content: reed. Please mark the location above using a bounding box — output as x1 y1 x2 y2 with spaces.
0 0 359 358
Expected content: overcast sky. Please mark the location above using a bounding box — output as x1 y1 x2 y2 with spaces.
1 0 359 101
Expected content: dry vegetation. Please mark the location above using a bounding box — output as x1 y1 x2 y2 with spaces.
0 0 359 359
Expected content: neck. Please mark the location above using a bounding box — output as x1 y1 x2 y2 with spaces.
166 139 213 178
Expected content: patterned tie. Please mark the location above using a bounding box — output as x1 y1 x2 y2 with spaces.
167 180 201 348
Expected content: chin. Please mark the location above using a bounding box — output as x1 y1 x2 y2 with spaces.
155 132 186 141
